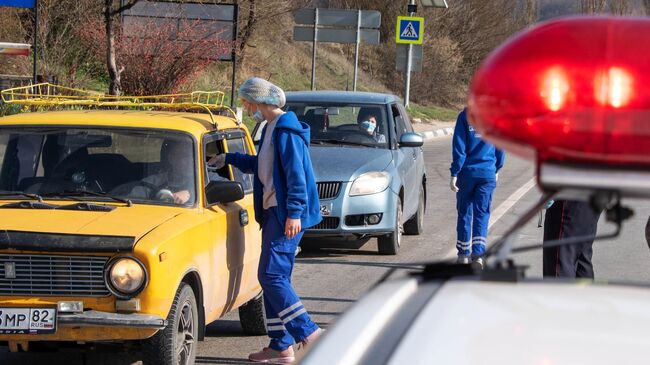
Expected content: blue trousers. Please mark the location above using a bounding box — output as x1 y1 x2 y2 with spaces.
260 208 319 351
456 177 496 258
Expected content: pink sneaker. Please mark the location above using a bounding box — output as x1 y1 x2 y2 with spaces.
248 347 295 363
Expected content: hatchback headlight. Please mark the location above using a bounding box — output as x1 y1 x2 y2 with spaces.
349 172 390 196
105 257 147 298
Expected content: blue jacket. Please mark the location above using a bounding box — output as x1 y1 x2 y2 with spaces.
225 112 322 229
450 109 505 179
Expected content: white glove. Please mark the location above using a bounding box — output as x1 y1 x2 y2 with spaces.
450 176 459 193
495 173 499 182
208 154 226 169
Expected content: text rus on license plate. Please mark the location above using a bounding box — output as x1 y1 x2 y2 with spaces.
0 308 56 334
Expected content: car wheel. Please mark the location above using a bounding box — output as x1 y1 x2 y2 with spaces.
239 292 267 335
143 283 198 365
378 197 403 255
404 184 425 235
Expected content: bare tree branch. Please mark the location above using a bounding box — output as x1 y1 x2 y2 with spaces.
110 0 140 17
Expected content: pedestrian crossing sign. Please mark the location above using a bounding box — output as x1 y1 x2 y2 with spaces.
396 16 424 44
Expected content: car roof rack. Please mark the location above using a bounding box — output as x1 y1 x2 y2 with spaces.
0 83 237 128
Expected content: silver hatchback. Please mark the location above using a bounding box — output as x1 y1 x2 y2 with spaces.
254 91 426 255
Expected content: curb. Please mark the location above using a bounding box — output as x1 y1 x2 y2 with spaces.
419 127 454 141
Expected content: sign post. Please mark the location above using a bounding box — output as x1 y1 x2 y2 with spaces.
294 8 381 91
396 13 424 108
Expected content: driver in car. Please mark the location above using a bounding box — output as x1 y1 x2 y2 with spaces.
131 139 193 204
357 110 386 143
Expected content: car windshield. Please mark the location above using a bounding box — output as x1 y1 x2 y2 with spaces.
286 103 389 148
0 127 196 206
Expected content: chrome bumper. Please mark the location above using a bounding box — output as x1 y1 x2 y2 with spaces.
58 310 167 329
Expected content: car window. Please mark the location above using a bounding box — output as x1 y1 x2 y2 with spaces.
0 134 9 167
226 133 254 193
391 103 412 140
203 132 230 186
286 103 389 148
0 127 197 206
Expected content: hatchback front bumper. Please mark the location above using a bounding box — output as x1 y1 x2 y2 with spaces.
58 310 167 329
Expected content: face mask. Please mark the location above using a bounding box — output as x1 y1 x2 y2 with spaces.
252 110 265 123
360 120 376 134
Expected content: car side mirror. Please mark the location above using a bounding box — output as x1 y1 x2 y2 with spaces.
205 180 244 206
399 132 424 147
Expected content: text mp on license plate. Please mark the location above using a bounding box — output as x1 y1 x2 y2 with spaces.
0 308 56 334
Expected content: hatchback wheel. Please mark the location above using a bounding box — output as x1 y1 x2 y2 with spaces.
143 283 198 365
239 292 267 335
378 197 403 255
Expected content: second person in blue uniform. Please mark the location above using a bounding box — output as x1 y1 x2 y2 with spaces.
450 108 505 267
210 77 323 363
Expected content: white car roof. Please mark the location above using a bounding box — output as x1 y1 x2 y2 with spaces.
302 277 650 365
389 279 650 365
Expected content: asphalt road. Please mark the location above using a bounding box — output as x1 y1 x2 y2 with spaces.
2 136 649 364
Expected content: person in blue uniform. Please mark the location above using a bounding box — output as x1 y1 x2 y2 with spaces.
210 77 323 363
449 108 505 268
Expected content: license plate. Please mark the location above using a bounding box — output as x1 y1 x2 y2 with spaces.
0 308 56 334
320 203 331 216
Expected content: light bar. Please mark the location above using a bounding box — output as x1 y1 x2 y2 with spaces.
469 17 650 169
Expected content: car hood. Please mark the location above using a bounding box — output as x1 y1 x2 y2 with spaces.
310 146 392 182
389 280 650 365
0 203 182 246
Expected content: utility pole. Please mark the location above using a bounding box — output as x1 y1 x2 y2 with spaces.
404 0 416 109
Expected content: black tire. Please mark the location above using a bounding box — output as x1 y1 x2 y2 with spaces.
143 283 198 365
239 292 267 335
378 197 403 255
404 184 425 235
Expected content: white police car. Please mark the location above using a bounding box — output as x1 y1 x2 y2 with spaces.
299 16 650 365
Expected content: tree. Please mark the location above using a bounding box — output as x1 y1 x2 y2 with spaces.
609 0 630 15
104 0 140 95
234 0 302 66
80 4 232 96
578 0 606 14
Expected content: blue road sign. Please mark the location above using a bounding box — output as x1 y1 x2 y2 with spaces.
396 16 424 44
0 0 35 8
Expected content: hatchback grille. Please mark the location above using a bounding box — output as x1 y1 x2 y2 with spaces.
317 182 342 200
0 254 110 297
310 217 340 230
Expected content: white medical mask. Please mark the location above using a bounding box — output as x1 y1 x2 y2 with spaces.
360 120 376 134
252 110 265 123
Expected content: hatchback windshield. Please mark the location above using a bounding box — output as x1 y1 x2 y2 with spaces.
0 127 196 206
286 103 389 148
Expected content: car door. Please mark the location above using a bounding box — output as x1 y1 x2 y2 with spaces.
202 130 259 317
391 103 419 218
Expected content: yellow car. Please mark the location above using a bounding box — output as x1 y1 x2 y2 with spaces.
0 84 264 364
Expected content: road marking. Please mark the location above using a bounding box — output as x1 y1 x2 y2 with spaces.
444 176 537 259
488 177 537 229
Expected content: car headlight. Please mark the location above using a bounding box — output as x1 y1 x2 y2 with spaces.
105 257 147 298
349 172 390 196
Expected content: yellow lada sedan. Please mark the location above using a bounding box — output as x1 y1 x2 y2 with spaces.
0 84 264 364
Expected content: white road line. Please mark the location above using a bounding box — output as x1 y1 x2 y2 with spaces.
488 177 537 229
443 176 537 259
